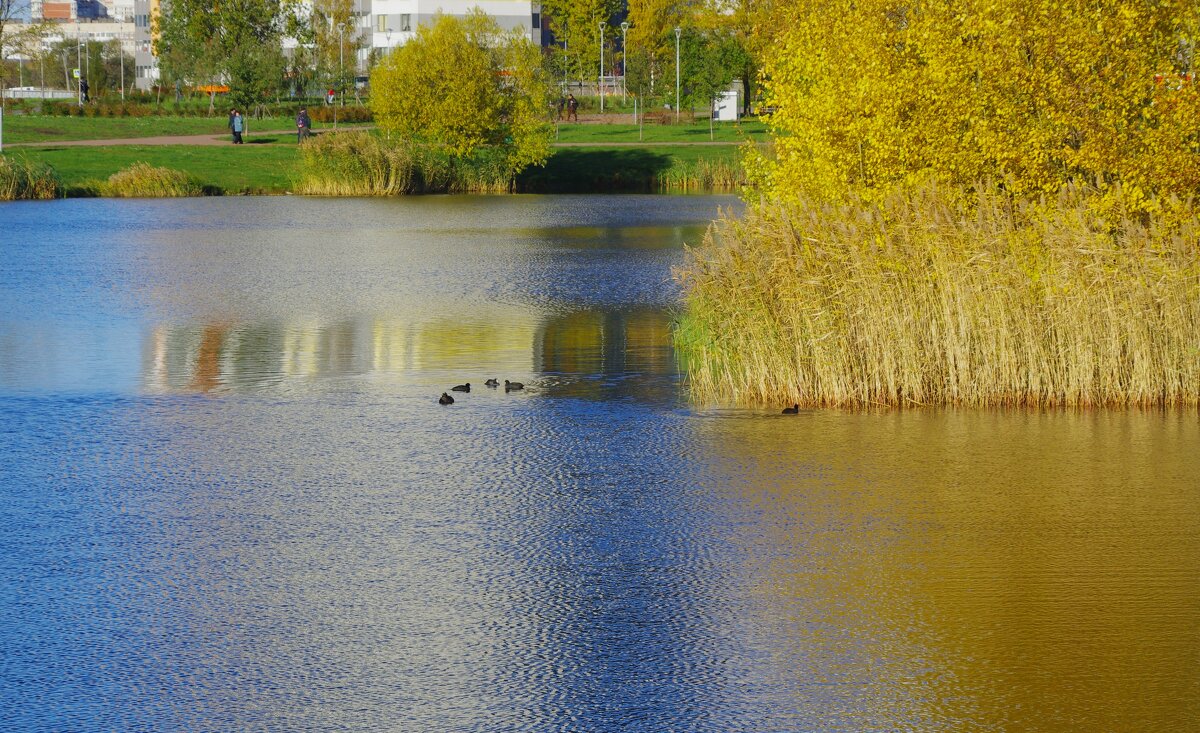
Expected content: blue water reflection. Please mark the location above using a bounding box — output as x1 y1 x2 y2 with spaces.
1 196 1197 732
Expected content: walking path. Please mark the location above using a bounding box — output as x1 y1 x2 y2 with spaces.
11 129 752 148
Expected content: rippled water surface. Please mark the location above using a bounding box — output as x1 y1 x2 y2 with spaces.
1 196 1197 732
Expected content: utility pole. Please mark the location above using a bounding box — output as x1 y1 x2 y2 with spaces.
674 27 681 123
76 24 82 106
598 22 605 113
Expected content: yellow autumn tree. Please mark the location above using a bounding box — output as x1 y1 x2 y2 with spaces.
754 0 1200 207
369 11 552 172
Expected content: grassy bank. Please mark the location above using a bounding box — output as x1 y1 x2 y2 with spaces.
297 132 750 195
9 130 750 196
15 145 299 194
0 156 60 200
675 185 1200 408
518 145 747 192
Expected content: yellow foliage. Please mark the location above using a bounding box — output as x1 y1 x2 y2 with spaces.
754 0 1200 207
369 12 552 171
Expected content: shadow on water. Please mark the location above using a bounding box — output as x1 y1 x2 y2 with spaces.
517 149 677 193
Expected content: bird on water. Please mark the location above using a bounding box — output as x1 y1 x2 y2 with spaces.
452 383 470 392
505 380 524 391
484 378 499 387
782 404 799 414
439 393 455 405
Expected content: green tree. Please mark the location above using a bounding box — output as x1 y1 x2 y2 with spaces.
369 12 553 174
156 0 288 112
542 0 622 85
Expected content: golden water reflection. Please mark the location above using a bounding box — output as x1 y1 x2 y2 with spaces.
697 410 1200 730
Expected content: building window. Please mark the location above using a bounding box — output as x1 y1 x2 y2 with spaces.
376 14 387 32
532 12 539 29
400 14 410 31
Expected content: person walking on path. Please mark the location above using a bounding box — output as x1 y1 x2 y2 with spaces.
566 94 578 122
228 108 236 136
296 107 312 142
231 110 244 144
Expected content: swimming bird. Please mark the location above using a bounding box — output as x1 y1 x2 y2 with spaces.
484 378 499 387
505 380 524 391
782 404 799 414
452 383 470 392
439 392 454 405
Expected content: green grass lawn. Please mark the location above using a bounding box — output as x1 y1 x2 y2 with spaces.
10 137 746 196
2 115 300 144
14 144 302 194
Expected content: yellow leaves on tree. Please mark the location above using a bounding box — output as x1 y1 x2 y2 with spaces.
755 0 1200 207
369 12 552 172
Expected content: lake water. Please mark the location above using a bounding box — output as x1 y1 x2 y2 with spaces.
1 196 1197 732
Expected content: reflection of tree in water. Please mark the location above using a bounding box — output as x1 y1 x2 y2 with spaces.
535 308 678 402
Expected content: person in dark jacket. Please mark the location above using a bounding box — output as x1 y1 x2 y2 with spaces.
297 107 312 142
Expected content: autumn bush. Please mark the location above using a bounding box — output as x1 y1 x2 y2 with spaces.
748 0 1200 209
369 11 553 178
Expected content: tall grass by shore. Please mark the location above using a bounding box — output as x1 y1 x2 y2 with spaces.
0 156 61 200
99 162 204 197
659 157 744 191
295 131 514 195
675 184 1200 408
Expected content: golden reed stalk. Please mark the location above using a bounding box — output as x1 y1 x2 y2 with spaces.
674 184 1200 407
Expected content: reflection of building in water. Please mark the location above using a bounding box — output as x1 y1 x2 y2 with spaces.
141 311 672 394
142 315 538 393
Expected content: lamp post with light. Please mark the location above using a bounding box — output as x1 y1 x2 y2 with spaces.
620 21 629 103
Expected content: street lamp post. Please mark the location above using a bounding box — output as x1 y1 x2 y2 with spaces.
76 24 82 106
620 21 629 104
598 22 605 113
674 27 681 123
338 23 345 108
120 35 126 100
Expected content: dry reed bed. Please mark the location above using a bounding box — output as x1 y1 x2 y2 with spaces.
295 131 514 195
100 162 203 197
0 156 61 200
674 185 1200 407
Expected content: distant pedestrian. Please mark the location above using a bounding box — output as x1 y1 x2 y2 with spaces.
296 107 312 142
231 110 244 144
566 94 578 122
80 78 90 103
228 108 236 134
